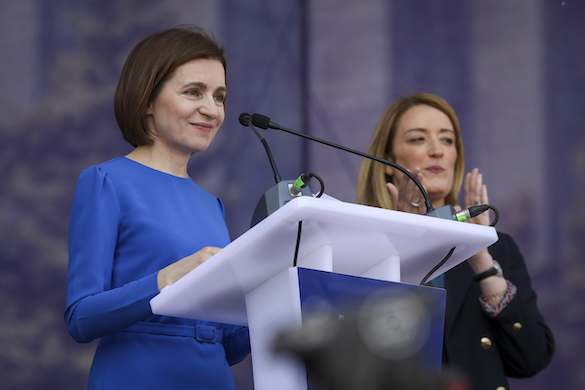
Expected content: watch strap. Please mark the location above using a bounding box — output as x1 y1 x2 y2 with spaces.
474 262 502 281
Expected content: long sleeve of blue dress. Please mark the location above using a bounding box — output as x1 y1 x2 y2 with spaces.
65 164 159 343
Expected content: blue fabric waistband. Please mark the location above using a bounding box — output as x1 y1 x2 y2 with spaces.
124 322 223 344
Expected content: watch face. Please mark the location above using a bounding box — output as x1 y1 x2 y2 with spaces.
493 260 503 276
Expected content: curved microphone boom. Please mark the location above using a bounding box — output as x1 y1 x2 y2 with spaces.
239 113 281 183
239 113 313 226
249 113 438 215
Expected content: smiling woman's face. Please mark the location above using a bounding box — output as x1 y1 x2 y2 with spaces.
145 58 227 157
385 104 458 208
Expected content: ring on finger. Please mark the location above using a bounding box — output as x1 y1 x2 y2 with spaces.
410 201 420 208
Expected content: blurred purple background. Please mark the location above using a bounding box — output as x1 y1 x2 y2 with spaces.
1 1 583 389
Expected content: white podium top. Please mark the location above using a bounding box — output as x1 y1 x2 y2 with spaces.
150 196 497 326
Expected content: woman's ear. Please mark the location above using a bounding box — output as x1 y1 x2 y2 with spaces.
143 103 157 139
145 103 153 116
383 155 394 177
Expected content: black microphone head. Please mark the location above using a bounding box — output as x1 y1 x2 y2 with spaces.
251 113 271 130
239 112 252 126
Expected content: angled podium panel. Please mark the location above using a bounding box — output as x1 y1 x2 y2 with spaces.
150 196 498 389
151 196 497 324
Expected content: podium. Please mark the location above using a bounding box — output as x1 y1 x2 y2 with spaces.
150 196 498 389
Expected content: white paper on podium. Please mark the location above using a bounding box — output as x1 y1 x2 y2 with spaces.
150 196 497 326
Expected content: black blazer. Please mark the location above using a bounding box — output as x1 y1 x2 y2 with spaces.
442 232 554 390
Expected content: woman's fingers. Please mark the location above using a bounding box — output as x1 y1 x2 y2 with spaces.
157 246 222 291
386 182 399 207
463 168 491 226
389 168 425 214
464 168 483 207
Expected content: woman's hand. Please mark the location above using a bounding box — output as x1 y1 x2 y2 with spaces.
461 169 506 305
157 246 222 292
386 168 426 215
462 168 490 226
460 168 498 274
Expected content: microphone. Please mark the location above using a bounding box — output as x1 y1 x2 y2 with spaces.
238 112 252 126
250 113 277 130
239 113 313 226
250 113 441 217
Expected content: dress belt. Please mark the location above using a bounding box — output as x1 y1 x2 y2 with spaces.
124 321 223 344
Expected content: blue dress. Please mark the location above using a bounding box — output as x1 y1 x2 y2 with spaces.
64 157 250 389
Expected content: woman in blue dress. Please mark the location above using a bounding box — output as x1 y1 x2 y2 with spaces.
64 26 250 389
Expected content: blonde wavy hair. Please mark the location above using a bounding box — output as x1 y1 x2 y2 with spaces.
357 93 465 209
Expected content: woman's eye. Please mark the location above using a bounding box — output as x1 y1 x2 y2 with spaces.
408 137 425 143
442 138 455 145
214 94 226 104
185 89 201 97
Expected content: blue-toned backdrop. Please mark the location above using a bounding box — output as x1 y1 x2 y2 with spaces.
1 1 583 389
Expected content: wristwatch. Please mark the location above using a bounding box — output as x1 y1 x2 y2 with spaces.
473 260 503 281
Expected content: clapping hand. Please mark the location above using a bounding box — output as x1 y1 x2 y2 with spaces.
458 168 494 266
458 168 490 227
386 167 427 214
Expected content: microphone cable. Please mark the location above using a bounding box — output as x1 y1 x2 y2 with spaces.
420 247 456 286
290 172 325 198
420 203 500 285
455 204 499 227
291 172 325 267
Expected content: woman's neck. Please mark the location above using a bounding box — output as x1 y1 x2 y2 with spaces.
126 145 190 178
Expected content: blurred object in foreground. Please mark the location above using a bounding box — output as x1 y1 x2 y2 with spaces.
274 289 469 390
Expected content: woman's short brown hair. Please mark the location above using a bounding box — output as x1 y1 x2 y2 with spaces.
114 26 226 147
357 93 465 209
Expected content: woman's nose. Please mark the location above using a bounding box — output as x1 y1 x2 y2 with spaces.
428 139 444 157
199 94 220 118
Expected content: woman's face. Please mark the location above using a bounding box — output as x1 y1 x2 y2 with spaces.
146 58 226 156
385 104 458 207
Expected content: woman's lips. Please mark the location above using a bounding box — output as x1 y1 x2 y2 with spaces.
192 123 213 132
426 165 445 174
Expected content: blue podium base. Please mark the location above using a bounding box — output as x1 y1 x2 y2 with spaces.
296 267 446 371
